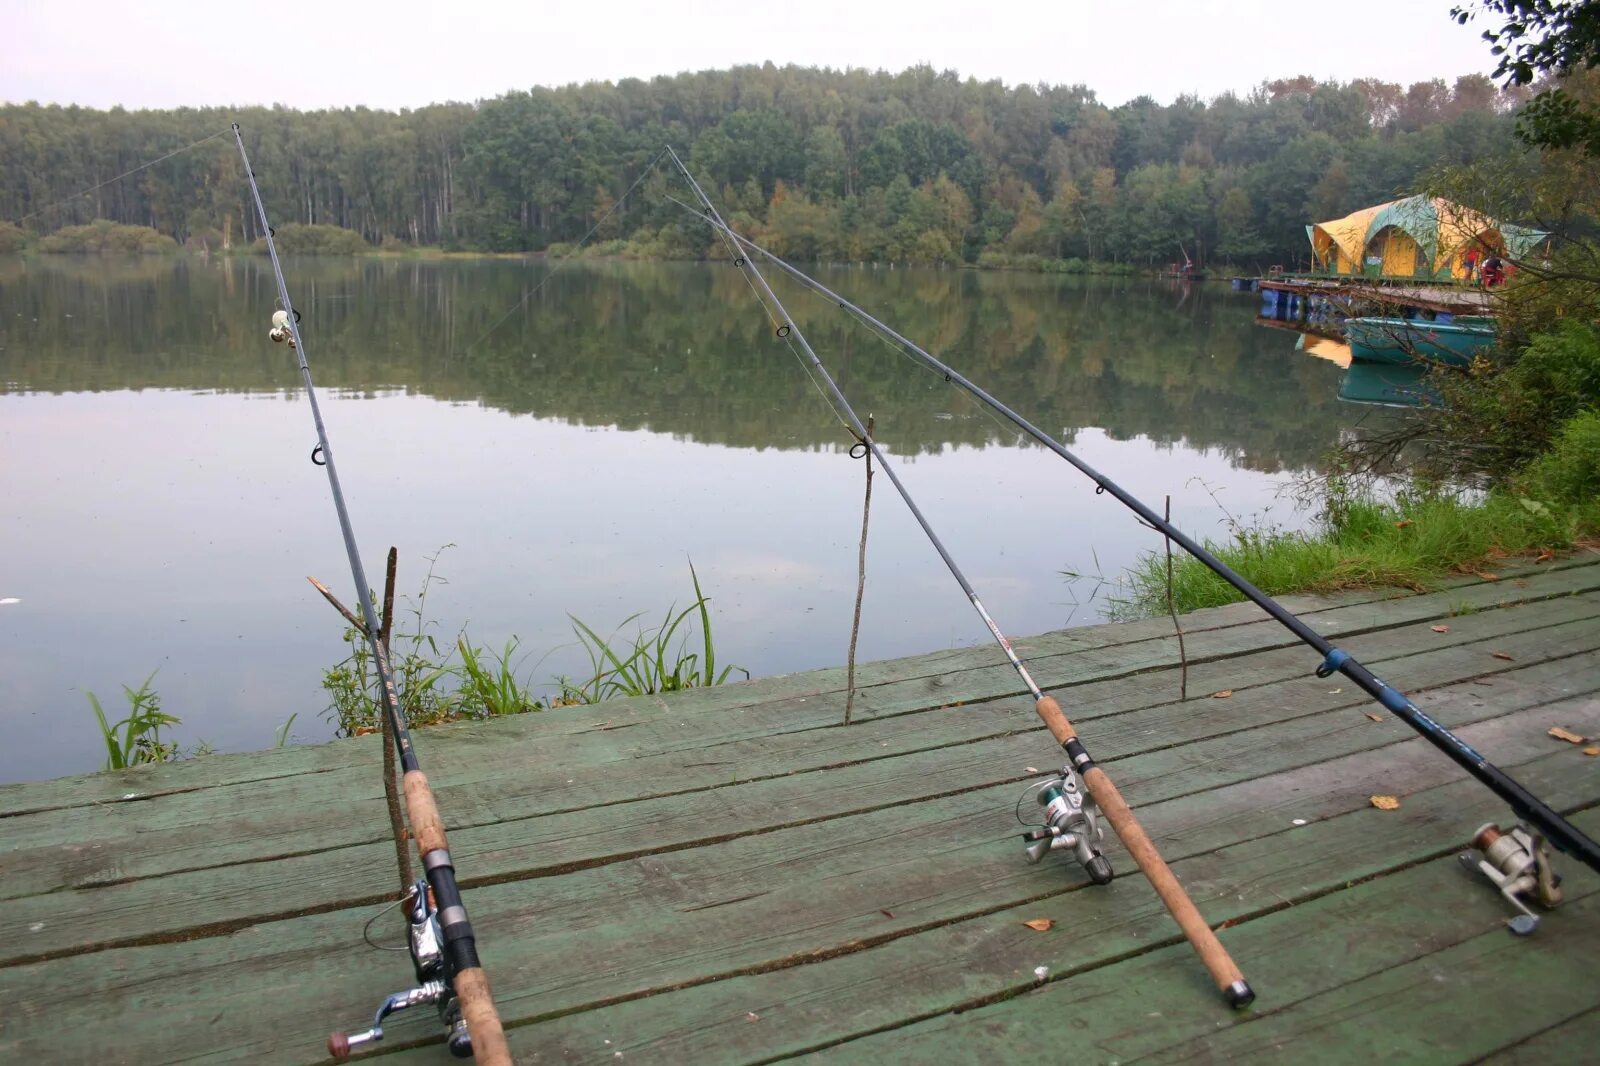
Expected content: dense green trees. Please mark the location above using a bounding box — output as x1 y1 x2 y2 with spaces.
0 66 1528 266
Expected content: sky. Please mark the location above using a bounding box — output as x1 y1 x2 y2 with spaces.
1 0 1500 112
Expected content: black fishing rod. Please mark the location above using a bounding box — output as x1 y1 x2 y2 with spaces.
666 147 1254 1008
676 208 1600 878
231 125 513 1065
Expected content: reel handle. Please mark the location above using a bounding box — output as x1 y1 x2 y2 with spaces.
1034 697 1255 1008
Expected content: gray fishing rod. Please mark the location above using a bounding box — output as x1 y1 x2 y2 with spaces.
680 209 1600 880
232 125 513 1065
666 146 1254 1008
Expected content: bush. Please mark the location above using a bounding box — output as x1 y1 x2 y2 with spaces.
0 221 26 253
1425 320 1600 482
1520 409 1600 505
250 223 369 255
34 220 178 254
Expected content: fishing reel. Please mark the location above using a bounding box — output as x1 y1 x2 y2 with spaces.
1020 767 1114 884
1458 823 1563 936
269 308 298 348
329 879 472 1060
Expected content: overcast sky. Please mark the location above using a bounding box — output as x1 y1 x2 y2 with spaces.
1 0 1500 112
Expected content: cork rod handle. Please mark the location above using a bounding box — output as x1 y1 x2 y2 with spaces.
1033 697 1253 1006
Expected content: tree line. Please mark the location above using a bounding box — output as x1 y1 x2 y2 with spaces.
0 66 1528 267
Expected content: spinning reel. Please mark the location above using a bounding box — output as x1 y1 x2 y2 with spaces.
268 307 299 348
1020 767 1114 884
329 880 472 1060
1459 823 1563 936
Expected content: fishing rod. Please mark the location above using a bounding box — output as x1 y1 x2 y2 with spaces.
231 125 513 1065
665 147 1254 1008
679 209 1600 880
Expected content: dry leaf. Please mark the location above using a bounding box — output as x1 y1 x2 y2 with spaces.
880 909 894 918
1366 713 1383 722
1535 550 1554 563
1431 624 1450 633
1584 747 1600 757
1491 651 1516 661
1474 571 1501 582
353 726 378 737
1023 918 1054 932
1212 690 1233 699
1548 726 1586 744
1370 795 1401 811
1394 519 1413 529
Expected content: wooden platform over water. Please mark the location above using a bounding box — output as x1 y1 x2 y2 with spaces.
3 556 1599 1063
1259 276 1495 316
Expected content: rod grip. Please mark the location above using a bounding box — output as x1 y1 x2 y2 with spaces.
1082 764 1253 1006
455 967 513 1065
1034 695 1076 745
403 769 449 855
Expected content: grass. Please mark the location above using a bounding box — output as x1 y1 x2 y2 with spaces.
86 672 182 769
1116 488 1600 618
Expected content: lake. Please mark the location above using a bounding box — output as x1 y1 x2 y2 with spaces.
0 256 1368 783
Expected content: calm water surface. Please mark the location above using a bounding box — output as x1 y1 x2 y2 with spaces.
0 256 1377 783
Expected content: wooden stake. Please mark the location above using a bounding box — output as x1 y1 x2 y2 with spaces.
844 416 875 725
379 548 413 894
1164 495 1188 701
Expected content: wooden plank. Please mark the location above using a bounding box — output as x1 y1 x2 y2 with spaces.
4 699 1595 1063
1 557 1589 818
808 826 1600 1066
4 627 1595 965
1476 1006 1600 1063
5 582 1594 895
386 748 1600 1066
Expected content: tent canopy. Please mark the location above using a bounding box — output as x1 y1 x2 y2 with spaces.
1307 195 1548 278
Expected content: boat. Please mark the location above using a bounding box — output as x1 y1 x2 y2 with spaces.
1343 316 1495 367
1337 361 1439 408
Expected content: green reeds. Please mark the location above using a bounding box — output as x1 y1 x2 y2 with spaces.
86 671 182 769
568 563 747 701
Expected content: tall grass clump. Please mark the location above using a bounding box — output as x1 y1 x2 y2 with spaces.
567 563 748 701
86 672 205 769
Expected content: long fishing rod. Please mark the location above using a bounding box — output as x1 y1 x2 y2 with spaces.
665 147 1254 1008
681 210 1600 879
231 125 513 1065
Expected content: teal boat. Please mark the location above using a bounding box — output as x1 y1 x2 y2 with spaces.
1337 362 1439 408
1343 316 1495 368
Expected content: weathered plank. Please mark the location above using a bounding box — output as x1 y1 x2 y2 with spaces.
5 625 1595 965
3 698 1594 1063
5 583 1594 900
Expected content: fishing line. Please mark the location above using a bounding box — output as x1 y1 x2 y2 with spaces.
14 128 233 225
231 124 512 1064
684 216 1600 878
456 147 671 356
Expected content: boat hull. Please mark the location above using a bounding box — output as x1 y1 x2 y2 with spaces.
1343 317 1494 368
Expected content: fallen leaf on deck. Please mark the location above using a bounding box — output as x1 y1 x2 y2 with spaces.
1023 918 1054 932
1584 747 1599 757
1370 795 1401 811
1366 713 1383 722
1535 550 1554 563
1025 767 1038 773
880 909 894 918
353 726 378 737
1491 651 1516 661
1431 624 1450 633
1474 571 1501 582
1212 690 1233 699
1548 726 1585 744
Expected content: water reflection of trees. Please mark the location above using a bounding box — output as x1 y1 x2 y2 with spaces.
0 257 1353 471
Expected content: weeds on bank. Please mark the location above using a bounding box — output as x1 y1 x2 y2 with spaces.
1115 482 1600 618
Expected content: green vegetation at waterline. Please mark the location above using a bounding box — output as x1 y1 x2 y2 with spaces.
86 672 187 769
1116 487 1600 617
320 558 745 738
31 220 178 255
1 65 1539 267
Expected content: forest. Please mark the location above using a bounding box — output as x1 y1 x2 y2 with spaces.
0 66 1528 268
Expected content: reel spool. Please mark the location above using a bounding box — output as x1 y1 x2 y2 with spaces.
1020 767 1114 884
1458 823 1563 935
329 880 472 1059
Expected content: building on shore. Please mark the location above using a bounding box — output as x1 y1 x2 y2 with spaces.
1305 195 1548 283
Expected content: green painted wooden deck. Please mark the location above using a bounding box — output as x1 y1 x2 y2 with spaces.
3 556 1599 1064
